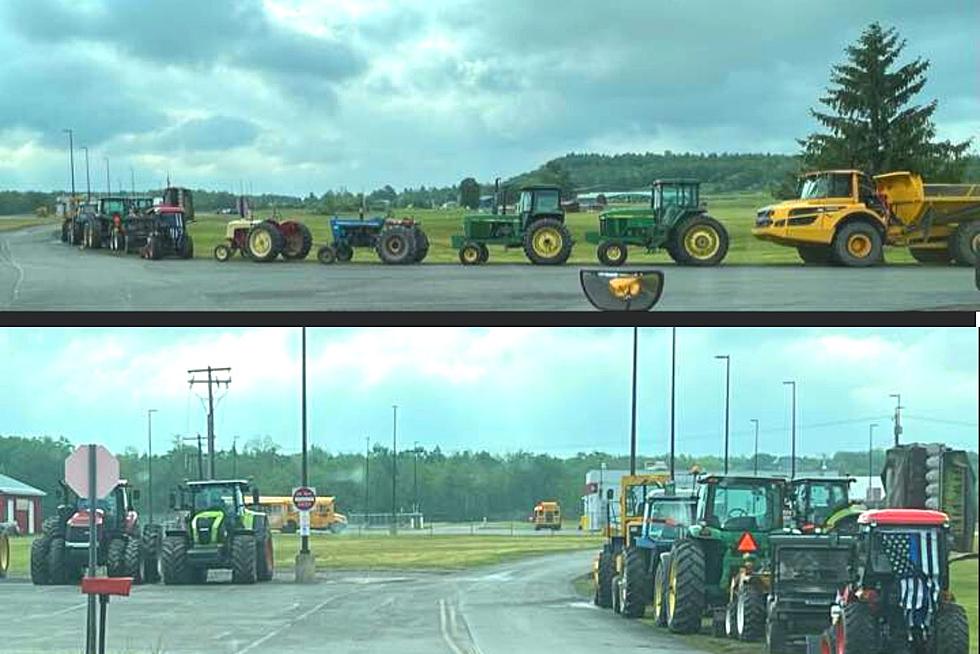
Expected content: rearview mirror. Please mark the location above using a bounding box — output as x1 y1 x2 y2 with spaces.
580 270 665 311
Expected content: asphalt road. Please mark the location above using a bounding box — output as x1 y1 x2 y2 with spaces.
0 550 707 654
1 226 977 311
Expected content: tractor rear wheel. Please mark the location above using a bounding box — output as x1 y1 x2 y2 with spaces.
46 537 67 585
619 547 649 618
106 537 127 577
653 554 670 627
666 539 705 634
281 222 313 260
316 245 337 265
478 243 490 263
765 603 789 654
598 241 628 267
596 550 615 608
247 223 284 262
377 225 416 264
524 219 573 265
413 228 430 263
736 582 766 641
232 535 258 584
831 222 883 267
949 221 980 267
30 536 50 585
929 602 968 654
672 215 729 266
161 536 190 585
335 242 354 263
179 235 194 260
459 242 482 265
835 602 876 653
909 247 952 265
214 242 232 262
797 245 834 265
124 537 144 584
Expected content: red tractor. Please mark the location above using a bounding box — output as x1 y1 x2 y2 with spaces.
810 509 969 654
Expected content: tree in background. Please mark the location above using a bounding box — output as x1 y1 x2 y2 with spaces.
799 22 972 180
459 177 481 209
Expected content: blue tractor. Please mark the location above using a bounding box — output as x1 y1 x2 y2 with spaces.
316 216 429 265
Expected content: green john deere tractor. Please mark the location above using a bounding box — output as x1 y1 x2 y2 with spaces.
451 183 574 265
586 179 730 266
161 480 274 585
661 475 787 641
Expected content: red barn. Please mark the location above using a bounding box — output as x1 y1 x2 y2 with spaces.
0 473 46 535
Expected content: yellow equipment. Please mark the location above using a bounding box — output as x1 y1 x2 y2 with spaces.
752 170 980 266
533 501 561 531
254 496 348 533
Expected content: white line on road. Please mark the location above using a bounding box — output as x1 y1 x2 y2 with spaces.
439 599 465 654
25 602 86 619
233 592 352 654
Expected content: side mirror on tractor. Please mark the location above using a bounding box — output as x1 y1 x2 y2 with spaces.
580 270 665 311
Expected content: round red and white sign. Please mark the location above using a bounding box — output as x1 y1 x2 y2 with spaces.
292 486 316 512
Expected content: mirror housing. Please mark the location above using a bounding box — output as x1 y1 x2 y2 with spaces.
580 270 665 311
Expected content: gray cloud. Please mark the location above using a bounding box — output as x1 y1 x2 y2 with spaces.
164 116 260 151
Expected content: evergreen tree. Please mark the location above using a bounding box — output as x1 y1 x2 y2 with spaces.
800 22 972 180
459 177 481 209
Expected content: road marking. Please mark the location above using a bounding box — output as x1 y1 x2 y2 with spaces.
25 602 86 619
0 236 26 307
233 592 352 654
439 599 465 654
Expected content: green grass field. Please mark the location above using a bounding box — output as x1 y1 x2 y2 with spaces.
183 194 919 265
0 214 59 232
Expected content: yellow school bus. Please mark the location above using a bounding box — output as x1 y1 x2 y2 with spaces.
254 496 348 533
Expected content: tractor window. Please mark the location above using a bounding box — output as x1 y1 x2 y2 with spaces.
778 547 851 584
79 493 118 515
647 500 693 538
518 191 533 213
706 483 777 531
533 190 561 213
193 485 241 513
799 174 853 200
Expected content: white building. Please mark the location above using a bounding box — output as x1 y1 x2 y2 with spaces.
581 468 629 532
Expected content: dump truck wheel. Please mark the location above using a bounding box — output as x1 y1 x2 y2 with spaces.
909 247 952 265
256 533 274 582
161 536 189 585
524 219 573 265
835 602 875 653
949 221 980 267
598 241 628 267
46 537 67 585
106 538 127 577
335 242 354 263
666 539 705 634
179 235 194 260
124 537 144 585
30 536 50 585
929 602 968 654
797 245 834 265
247 223 284 262
377 225 416 264
672 215 729 266
620 547 649 618
737 583 766 641
316 245 336 265
832 222 882 267
596 550 615 608
231 535 258 584
281 221 313 260
653 554 670 626
459 242 482 266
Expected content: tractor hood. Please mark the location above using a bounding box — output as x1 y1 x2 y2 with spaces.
68 509 104 528
600 207 653 220
192 510 227 546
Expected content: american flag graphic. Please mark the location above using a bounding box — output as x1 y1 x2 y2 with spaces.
880 530 941 631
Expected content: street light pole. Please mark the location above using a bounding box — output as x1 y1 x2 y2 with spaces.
889 393 903 447
750 419 759 476
300 327 309 556
629 327 638 476
783 381 797 479
147 409 157 525
364 436 370 515
413 440 419 514
63 129 75 200
715 355 731 474
391 404 398 535
868 423 878 496
82 147 91 202
670 327 676 480
104 157 110 196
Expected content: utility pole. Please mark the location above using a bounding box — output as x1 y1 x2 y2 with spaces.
716 355 731 474
104 157 110 195
413 441 420 514
62 129 75 200
629 327 638 476
784 381 797 479
391 405 398 535
187 366 232 480
232 436 238 478
82 147 91 202
147 409 157 524
130 167 136 198
670 327 677 480
868 423 879 496
364 437 370 515
300 328 309 556
890 394 903 447
750 419 759 476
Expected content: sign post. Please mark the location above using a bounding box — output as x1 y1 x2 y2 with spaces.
292 485 316 582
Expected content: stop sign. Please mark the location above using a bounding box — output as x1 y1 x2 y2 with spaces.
65 445 119 500
292 486 316 512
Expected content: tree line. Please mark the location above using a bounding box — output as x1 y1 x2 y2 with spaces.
2 435 975 524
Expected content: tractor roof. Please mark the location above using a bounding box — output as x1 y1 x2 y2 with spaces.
653 178 700 186
699 474 786 485
153 205 183 214
520 184 561 192
791 476 855 484
858 508 948 527
186 479 250 487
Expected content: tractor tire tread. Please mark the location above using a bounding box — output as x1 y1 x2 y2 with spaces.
231 534 258 584
667 539 706 634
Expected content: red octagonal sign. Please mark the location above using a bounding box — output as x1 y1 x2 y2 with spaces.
65 445 119 500
292 486 316 512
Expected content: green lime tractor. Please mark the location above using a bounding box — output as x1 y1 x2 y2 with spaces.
789 476 864 534
585 179 730 266
451 183 574 265
661 475 787 640
161 480 274 585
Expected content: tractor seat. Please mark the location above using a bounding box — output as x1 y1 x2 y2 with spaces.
723 516 758 532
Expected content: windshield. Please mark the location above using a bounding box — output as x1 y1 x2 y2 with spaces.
78 493 119 514
778 547 851 584
798 174 853 199
705 482 779 531
533 190 561 213
193 485 242 513
518 191 533 213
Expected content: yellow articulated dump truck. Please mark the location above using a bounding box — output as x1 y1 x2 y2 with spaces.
532 501 561 531
752 169 980 267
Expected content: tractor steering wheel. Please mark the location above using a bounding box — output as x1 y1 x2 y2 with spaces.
727 508 747 519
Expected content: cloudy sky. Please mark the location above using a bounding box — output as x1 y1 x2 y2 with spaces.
0 327 976 459
0 0 976 195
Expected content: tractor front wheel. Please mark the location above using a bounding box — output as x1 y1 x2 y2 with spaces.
524 219 573 265
214 242 232 262
0 531 8 578
124 537 144 584
595 550 615 608
231 535 258 584
619 547 649 618
413 228 430 263
736 582 766 641
672 215 729 266
598 241 628 267
831 222 883 267
316 246 336 265
46 537 67 585
929 602 969 654
247 223 284 262
106 538 127 577
30 536 50 585
666 539 705 634
652 554 670 627
335 242 354 263
611 574 623 614
459 242 482 266
161 536 189 585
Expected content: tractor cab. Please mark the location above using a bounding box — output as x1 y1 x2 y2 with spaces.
98 197 131 218
695 475 786 533
652 179 701 219
614 473 671 541
789 477 863 533
182 480 255 520
516 185 564 228
642 491 696 541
